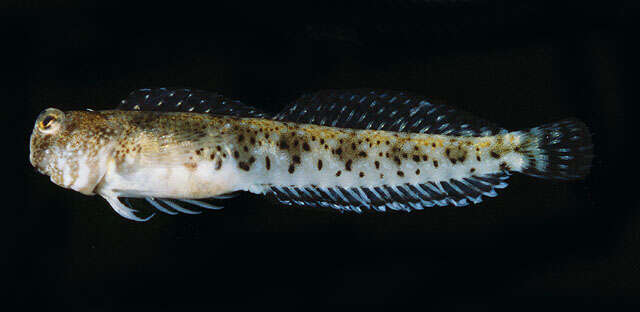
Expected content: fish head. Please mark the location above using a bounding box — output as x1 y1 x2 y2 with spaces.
30 108 116 195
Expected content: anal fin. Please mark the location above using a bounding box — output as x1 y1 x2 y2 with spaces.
267 172 510 212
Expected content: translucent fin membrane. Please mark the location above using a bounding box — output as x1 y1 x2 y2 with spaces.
275 89 505 136
118 88 270 118
267 172 510 212
519 118 593 180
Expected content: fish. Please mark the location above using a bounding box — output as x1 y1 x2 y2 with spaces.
29 88 593 221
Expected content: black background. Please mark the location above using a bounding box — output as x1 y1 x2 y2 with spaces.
6 1 636 309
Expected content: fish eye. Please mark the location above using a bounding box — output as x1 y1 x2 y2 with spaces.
40 115 56 129
36 108 65 133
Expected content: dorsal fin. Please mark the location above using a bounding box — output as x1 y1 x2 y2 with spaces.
118 88 271 119
274 89 505 136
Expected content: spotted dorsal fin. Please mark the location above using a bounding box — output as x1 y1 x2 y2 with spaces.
118 88 271 118
274 89 505 136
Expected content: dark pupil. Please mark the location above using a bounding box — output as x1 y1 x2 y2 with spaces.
42 115 56 128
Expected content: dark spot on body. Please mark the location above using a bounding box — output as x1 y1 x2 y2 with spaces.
233 151 239 158
345 159 352 171
279 140 289 150
433 160 439 167
238 161 250 171
393 156 401 165
265 156 271 170
215 159 222 170
470 168 475 173
374 161 380 169
288 164 295 174
415 169 421 175
422 155 428 161
359 172 365 178
397 171 404 177
238 134 244 143
336 170 342 176
303 142 310 151
249 156 255 164
412 155 420 162
317 159 323 170
292 155 301 164
490 151 500 159
358 151 367 158
477 155 481 161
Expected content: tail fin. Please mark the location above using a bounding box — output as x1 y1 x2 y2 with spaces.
518 118 593 180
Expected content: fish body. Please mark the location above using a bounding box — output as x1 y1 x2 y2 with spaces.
29 88 593 221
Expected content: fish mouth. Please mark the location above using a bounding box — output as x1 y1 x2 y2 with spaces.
29 147 53 177
29 151 44 174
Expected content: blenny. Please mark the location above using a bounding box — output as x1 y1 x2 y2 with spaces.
29 88 593 221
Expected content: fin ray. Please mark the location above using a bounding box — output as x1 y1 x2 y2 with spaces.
118 88 270 118
103 195 155 221
177 199 224 210
518 118 593 180
159 199 202 215
275 89 504 135
145 197 178 215
266 172 510 212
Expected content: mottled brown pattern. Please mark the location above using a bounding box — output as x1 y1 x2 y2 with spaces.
30 108 526 201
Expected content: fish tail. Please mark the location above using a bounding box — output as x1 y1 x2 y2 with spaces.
517 118 593 180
